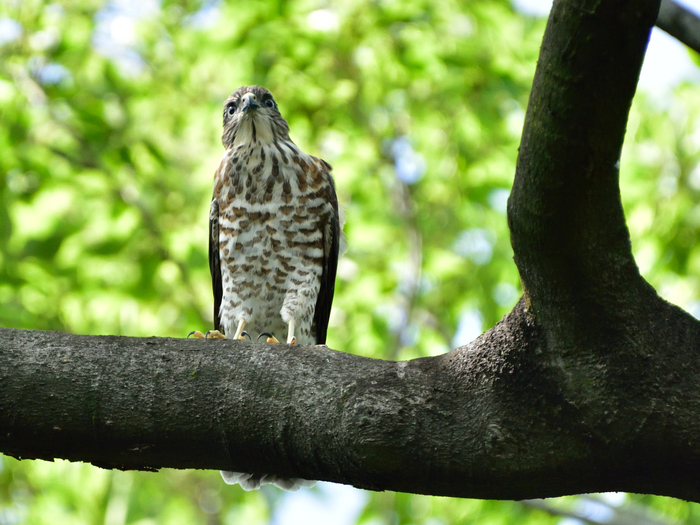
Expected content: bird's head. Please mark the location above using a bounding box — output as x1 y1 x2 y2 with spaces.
221 86 290 148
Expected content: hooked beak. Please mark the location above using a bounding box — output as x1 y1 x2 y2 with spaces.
241 92 260 113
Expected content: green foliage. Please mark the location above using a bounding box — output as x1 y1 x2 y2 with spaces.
622 86 700 314
1 0 699 523
0 0 535 351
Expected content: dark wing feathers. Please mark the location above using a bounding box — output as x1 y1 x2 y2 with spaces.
209 197 223 334
313 174 341 345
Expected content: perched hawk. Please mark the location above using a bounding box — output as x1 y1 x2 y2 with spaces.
207 85 341 490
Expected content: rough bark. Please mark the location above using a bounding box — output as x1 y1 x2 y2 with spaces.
3 0 700 502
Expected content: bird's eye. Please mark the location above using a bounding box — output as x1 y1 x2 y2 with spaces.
264 98 275 108
226 103 237 116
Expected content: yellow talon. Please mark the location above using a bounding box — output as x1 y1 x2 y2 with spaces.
257 332 280 343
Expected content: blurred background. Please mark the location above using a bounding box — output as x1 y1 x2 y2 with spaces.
1 0 700 523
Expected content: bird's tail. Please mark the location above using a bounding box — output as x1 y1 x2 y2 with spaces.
220 471 317 491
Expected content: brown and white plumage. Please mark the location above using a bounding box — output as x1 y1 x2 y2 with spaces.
210 85 340 490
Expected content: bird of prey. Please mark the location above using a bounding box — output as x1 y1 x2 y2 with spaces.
197 85 341 490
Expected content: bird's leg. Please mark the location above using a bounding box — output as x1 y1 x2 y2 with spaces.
232 318 247 340
287 319 297 345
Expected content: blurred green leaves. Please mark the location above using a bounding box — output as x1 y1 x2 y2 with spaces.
0 0 536 353
1 0 700 523
621 86 700 315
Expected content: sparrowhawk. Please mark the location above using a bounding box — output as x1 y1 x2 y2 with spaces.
195 85 341 491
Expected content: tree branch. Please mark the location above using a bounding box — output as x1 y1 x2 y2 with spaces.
3 290 700 501
657 0 700 55
0 313 562 499
509 0 657 312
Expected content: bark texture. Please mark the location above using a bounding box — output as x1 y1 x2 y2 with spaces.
3 0 700 502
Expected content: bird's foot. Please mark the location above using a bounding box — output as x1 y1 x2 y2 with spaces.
256 332 296 344
257 332 280 343
187 330 227 339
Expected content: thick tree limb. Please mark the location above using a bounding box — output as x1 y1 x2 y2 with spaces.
3 0 700 503
3 296 700 501
510 0 656 309
657 0 700 55
507 0 700 502
0 314 559 499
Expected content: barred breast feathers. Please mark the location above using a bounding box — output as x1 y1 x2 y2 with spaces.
215 138 335 217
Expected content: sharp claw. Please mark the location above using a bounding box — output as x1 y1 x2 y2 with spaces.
188 331 206 339
240 331 251 340
205 330 227 339
288 336 297 345
257 332 280 343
